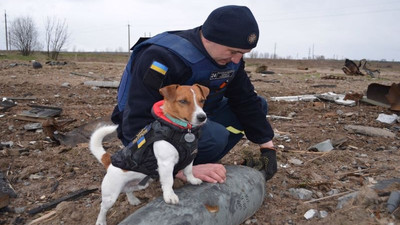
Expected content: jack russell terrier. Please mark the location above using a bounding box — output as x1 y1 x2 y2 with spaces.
90 84 210 225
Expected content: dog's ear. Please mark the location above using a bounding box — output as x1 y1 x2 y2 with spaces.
159 84 180 100
194 84 210 98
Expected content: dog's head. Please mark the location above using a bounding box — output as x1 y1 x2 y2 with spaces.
159 84 210 126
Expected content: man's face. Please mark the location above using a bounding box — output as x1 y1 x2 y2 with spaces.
202 38 251 65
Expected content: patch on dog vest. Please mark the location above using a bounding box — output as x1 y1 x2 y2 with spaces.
132 124 151 147
150 61 168 75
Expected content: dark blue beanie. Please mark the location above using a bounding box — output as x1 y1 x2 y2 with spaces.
202 5 259 49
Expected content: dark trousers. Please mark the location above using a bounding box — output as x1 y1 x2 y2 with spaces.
194 97 268 165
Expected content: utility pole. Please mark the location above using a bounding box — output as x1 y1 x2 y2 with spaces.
5 10 8 51
127 24 131 52
273 42 276 59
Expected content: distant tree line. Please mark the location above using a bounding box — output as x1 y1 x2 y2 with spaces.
9 16 69 60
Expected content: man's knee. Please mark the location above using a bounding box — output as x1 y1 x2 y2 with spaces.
195 122 229 164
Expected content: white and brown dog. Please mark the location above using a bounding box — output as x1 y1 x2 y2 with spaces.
90 84 210 225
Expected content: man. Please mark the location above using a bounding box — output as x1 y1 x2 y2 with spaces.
111 5 277 184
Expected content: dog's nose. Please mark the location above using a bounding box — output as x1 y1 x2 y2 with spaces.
196 113 207 123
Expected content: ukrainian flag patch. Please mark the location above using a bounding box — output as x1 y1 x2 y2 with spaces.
150 61 168 75
132 124 151 148
136 136 146 148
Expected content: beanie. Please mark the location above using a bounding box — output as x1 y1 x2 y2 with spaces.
202 5 259 49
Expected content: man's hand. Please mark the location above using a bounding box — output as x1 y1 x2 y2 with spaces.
243 147 277 181
176 163 226 183
260 147 277 181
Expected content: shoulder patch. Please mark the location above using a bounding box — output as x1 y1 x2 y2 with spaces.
150 61 168 75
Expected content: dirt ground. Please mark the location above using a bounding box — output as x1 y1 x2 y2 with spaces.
0 55 399 225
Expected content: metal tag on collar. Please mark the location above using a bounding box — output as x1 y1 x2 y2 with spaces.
184 127 195 143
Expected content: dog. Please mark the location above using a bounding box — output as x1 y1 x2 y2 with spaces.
90 84 210 225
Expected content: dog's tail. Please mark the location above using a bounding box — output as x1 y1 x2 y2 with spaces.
89 125 118 168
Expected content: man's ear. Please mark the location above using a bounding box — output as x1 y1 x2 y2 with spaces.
159 84 180 100
194 84 210 98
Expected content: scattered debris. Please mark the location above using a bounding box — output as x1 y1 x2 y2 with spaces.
387 191 400 214
336 191 359 209
23 123 43 131
254 65 274 74
267 115 293 120
0 97 16 112
8 63 30 68
3 96 37 101
359 59 380 78
32 61 42 69
365 83 391 107
27 188 98 215
308 139 334 152
317 92 356 106
304 209 319 220
255 65 268 73
343 92 363 102
46 61 67 66
18 105 62 119
288 158 303 166
289 188 313 200
386 83 400 111
270 95 317 102
344 125 396 138
341 58 379 77
376 113 399 124
342 59 364 76
0 172 17 209
52 117 115 146
1 141 13 148
83 80 119 88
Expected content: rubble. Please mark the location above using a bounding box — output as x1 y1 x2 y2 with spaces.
83 80 119 88
288 188 313 200
376 113 399 124
308 139 334 152
344 125 396 138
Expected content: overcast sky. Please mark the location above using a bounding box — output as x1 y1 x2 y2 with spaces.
1 0 399 61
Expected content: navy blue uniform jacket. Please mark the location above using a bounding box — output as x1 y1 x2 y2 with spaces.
111 26 274 145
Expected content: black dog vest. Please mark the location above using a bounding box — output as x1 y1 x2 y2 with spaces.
111 100 202 179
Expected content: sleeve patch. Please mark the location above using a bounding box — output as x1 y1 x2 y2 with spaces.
150 61 168 75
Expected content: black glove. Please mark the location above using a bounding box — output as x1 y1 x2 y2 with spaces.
242 147 277 181
260 147 277 181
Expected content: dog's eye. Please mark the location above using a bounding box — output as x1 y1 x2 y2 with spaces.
178 100 188 104
200 99 206 104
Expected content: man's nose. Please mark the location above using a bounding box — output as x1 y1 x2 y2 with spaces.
231 53 243 64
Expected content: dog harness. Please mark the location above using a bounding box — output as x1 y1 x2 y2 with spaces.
111 100 201 179
116 31 241 113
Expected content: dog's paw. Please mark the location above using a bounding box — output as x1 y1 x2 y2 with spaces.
187 177 202 185
163 192 179 204
127 194 141 206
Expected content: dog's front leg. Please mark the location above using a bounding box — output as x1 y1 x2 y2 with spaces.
153 140 179 204
183 161 202 185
